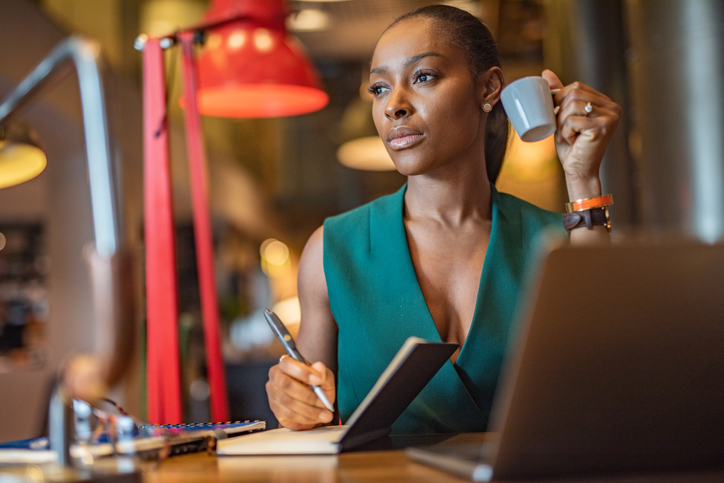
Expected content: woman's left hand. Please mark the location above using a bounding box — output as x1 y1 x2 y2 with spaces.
542 69 621 200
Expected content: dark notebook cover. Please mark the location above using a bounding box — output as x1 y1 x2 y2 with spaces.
339 336 458 451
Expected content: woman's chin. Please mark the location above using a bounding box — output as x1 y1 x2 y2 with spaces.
393 165 424 177
390 156 434 177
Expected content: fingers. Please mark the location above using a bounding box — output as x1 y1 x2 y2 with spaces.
541 69 564 90
552 79 615 103
556 115 600 147
543 75 622 185
554 83 619 116
553 82 620 121
555 103 620 146
279 356 329 388
551 81 621 145
542 71 621 133
311 361 335 395
266 360 336 431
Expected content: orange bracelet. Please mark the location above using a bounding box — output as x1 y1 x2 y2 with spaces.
565 194 614 213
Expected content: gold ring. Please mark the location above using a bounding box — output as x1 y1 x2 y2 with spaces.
584 102 593 116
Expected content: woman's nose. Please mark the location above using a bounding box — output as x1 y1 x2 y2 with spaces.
385 89 413 120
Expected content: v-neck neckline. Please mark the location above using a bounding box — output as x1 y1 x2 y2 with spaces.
393 184 510 369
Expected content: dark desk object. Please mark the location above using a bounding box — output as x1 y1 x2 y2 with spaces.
226 360 279 428
409 242 724 481
142 433 724 483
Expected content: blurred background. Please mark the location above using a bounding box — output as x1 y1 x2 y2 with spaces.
0 0 722 441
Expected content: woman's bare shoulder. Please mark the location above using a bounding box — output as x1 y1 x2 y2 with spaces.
298 226 326 301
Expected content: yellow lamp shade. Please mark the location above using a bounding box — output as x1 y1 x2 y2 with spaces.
0 139 47 189
336 136 396 171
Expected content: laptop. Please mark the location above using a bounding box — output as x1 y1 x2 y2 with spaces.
407 241 724 480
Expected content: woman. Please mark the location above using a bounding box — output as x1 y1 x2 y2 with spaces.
266 5 620 434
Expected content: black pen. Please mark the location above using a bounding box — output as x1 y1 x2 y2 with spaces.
263 309 335 413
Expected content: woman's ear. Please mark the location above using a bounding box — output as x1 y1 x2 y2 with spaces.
478 66 505 111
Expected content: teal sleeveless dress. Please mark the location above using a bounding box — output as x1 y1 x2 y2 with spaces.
323 184 564 434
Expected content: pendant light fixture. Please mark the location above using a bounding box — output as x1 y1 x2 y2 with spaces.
336 73 395 171
194 0 329 118
0 123 47 189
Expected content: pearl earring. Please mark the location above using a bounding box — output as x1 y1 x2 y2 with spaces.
483 102 492 112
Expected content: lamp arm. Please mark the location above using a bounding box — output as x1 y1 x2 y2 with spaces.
0 37 137 468
0 36 121 258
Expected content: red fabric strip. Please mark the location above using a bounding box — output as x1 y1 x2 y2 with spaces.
179 32 230 422
143 38 183 424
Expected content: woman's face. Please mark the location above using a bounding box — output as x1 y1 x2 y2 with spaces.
369 17 487 176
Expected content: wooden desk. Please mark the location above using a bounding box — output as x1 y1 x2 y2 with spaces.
144 433 474 483
142 432 724 483
144 448 464 483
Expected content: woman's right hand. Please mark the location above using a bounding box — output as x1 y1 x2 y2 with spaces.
266 355 336 430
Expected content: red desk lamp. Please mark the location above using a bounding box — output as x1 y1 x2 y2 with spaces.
140 0 327 424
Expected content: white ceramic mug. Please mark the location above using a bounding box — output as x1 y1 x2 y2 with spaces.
500 76 556 142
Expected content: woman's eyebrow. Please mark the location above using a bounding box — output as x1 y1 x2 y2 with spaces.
370 51 445 75
403 51 444 68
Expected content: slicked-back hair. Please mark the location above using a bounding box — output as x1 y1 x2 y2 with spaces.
387 5 508 183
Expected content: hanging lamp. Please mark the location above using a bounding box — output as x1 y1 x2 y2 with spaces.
336 81 395 171
0 123 47 189
194 0 329 118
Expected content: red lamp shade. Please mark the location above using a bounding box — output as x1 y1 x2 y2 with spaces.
195 0 329 118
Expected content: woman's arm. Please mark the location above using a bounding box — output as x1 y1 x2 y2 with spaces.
542 70 622 245
266 226 339 430
295 227 338 370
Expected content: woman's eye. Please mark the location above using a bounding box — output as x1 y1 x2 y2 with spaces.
367 84 388 97
414 71 435 84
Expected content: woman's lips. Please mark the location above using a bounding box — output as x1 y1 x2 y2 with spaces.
388 134 424 149
386 127 424 150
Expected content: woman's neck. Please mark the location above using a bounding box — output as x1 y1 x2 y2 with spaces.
404 157 493 226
